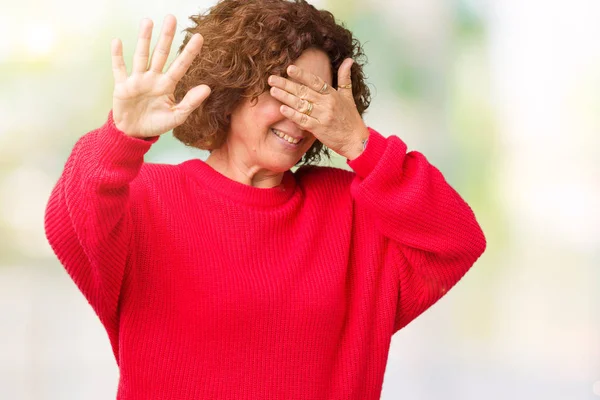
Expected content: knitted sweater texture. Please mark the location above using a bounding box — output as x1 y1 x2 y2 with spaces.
44 110 486 400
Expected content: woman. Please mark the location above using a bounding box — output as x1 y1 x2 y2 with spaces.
45 0 486 399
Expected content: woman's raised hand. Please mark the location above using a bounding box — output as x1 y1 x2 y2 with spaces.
111 15 211 138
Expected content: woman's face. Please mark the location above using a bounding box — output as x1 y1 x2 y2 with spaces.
226 48 333 172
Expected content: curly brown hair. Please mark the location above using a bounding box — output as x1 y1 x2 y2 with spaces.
173 0 371 165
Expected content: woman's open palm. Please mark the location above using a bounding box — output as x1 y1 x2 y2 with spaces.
111 15 210 138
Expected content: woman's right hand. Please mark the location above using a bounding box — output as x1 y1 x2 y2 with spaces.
111 15 211 139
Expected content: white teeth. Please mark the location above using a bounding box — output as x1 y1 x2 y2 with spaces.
272 128 301 144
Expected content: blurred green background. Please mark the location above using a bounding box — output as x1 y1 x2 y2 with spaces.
1 0 598 399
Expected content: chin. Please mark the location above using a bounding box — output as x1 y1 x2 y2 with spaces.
261 152 307 172
262 161 299 173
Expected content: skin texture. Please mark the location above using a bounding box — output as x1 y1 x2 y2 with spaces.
111 15 211 139
110 15 369 189
272 59 370 162
206 49 369 188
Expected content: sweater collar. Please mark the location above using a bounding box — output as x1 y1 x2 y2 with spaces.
181 159 297 207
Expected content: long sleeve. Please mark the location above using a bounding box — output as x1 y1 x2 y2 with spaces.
44 110 158 359
347 128 487 333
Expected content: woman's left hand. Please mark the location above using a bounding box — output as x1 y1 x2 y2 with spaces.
268 58 369 160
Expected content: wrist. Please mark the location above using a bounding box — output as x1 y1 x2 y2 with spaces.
344 126 370 161
109 110 159 143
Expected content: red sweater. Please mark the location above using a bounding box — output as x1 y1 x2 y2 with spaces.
45 110 486 400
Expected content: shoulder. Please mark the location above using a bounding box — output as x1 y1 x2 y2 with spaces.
131 161 188 195
137 161 182 181
294 164 355 196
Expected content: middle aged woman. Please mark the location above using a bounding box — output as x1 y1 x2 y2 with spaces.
44 0 487 399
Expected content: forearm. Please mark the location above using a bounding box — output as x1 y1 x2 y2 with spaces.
347 128 486 260
44 110 156 322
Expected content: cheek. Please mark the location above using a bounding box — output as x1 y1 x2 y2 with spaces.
305 137 318 150
255 98 284 127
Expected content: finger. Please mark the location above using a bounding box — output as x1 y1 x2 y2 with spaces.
279 104 316 130
286 64 329 95
336 58 354 96
165 33 203 85
270 87 317 116
268 75 316 101
172 84 211 119
149 14 176 73
111 38 128 83
132 18 153 74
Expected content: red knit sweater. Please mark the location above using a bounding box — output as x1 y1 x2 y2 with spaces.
44 110 486 400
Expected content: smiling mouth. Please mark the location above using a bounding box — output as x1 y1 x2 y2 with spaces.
271 128 303 145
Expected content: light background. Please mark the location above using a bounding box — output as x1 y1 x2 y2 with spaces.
0 0 598 399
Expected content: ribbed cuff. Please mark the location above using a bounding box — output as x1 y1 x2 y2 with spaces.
346 127 387 179
100 110 159 162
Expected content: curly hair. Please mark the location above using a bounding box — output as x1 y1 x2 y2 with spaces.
173 0 371 165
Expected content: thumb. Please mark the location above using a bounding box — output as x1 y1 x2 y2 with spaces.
337 58 354 98
174 84 211 118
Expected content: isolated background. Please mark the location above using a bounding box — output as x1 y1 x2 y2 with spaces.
1 0 598 398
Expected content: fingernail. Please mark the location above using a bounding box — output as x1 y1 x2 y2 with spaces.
268 75 276 84
288 65 297 74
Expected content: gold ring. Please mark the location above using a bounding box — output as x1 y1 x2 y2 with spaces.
338 83 352 90
318 82 329 94
303 100 313 116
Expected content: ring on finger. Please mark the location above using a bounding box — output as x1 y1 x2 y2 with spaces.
318 82 329 94
338 83 352 90
303 100 314 116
